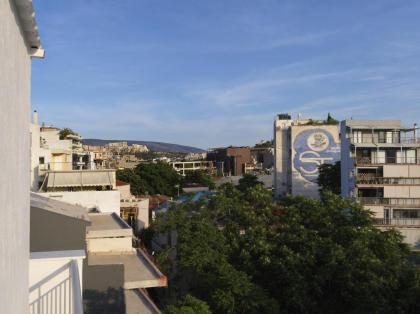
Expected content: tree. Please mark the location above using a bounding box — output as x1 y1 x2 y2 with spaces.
237 174 263 192
59 127 78 139
318 161 341 195
116 162 180 196
150 185 420 314
182 170 215 189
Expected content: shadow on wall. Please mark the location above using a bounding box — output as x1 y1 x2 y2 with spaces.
84 288 125 314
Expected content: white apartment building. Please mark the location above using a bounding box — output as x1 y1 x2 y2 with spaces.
0 1 44 312
274 114 341 198
341 119 420 247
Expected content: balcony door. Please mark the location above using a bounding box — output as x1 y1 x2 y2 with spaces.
371 150 385 164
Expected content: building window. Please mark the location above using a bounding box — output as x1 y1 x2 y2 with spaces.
39 157 45 164
353 131 362 143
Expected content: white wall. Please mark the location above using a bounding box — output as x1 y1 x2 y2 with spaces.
40 190 121 214
0 1 31 312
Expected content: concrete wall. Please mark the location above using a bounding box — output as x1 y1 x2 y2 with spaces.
118 184 131 199
384 186 420 198
274 118 293 197
383 164 420 178
41 190 121 213
30 207 89 252
87 237 133 253
0 1 32 312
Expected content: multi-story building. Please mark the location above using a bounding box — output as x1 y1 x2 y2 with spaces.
274 113 341 198
341 119 420 247
170 160 215 176
1 1 44 312
207 146 252 176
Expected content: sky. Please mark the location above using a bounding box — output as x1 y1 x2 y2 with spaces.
32 0 420 149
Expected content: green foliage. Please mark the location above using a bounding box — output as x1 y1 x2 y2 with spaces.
182 170 215 189
305 113 339 126
254 140 273 148
59 127 78 139
165 295 212 314
116 162 180 196
151 185 420 314
318 161 341 195
237 174 263 192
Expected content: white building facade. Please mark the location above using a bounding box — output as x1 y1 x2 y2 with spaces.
274 114 341 198
341 119 420 247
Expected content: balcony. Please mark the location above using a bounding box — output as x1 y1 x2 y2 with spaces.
360 197 420 207
29 250 85 314
357 177 420 185
356 157 420 165
374 218 420 227
350 134 420 145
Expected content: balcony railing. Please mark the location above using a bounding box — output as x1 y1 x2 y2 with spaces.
374 218 420 226
29 251 84 314
356 157 420 165
360 197 420 207
357 177 420 185
350 136 420 145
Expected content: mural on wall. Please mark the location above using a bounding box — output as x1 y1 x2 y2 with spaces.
293 128 340 183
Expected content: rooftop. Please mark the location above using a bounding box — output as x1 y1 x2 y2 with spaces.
87 213 132 238
12 0 44 56
30 192 90 222
344 119 403 129
88 249 167 289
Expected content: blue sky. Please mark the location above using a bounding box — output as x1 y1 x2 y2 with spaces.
32 0 420 149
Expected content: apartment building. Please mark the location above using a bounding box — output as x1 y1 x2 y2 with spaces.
0 1 44 312
274 114 341 198
207 146 252 176
341 119 420 247
170 160 215 176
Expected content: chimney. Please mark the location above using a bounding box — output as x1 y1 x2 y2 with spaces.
33 110 39 125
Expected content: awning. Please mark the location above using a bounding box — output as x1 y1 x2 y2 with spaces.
46 170 115 188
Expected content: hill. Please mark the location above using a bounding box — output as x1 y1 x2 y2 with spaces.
83 139 205 154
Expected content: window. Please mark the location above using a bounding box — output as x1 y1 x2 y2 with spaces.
39 157 45 164
371 150 385 163
386 131 393 143
353 131 362 143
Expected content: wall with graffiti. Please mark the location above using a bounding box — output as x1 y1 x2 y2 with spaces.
291 125 340 198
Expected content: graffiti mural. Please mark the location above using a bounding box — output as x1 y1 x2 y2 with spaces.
293 128 340 183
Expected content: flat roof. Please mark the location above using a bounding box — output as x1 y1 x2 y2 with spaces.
30 192 90 222
86 213 132 238
344 119 402 129
124 289 162 314
88 249 167 289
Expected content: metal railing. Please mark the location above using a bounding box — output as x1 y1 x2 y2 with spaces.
360 197 420 206
357 177 420 185
374 218 420 226
356 157 420 165
350 136 420 145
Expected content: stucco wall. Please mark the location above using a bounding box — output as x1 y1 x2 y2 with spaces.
41 190 121 213
0 1 32 312
30 207 89 252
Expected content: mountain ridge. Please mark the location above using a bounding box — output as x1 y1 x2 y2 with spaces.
83 138 205 153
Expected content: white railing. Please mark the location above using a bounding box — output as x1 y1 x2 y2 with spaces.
29 250 85 314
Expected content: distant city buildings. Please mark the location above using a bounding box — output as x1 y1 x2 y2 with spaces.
274 113 341 198
340 119 420 247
